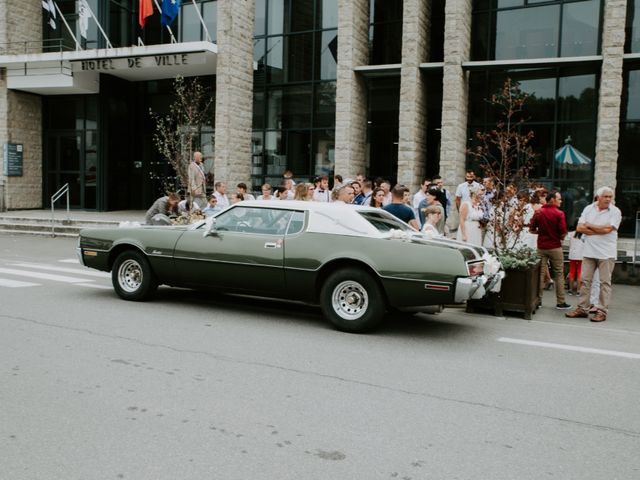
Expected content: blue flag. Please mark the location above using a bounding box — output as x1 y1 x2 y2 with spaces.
161 0 181 27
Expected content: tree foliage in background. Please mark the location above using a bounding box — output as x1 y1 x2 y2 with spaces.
149 75 213 192
468 78 539 266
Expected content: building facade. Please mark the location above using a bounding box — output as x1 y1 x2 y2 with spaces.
0 0 638 235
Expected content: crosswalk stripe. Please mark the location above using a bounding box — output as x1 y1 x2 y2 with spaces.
77 283 113 290
59 258 79 264
11 262 110 279
498 337 640 360
0 278 41 288
0 267 91 284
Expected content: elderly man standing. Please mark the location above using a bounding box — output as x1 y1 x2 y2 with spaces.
188 151 207 210
566 187 621 322
529 190 571 310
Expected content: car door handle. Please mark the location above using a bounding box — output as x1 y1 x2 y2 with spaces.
264 242 281 249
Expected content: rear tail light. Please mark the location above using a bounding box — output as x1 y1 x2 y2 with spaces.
467 261 484 277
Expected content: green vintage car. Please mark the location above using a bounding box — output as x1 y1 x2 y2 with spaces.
77 201 502 332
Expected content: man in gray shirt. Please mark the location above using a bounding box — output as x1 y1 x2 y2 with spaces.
145 192 180 225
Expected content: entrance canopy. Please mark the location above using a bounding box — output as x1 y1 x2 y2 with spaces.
0 41 217 95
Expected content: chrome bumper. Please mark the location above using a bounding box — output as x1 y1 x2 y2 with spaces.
454 272 504 303
76 246 85 266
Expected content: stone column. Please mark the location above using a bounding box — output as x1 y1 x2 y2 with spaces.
593 0 628 191
214 0 255 190
440 0 472 195
397 0 430 192
334 0 369 178
0 0 43 210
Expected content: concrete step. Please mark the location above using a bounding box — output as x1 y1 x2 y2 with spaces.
0 216 118 228
0 222 83 235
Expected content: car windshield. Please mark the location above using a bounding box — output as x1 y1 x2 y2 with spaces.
358 211 415 233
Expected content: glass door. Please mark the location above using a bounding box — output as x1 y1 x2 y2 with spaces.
46 132 83 208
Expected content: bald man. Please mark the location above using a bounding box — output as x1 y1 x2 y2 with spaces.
188 151 207 210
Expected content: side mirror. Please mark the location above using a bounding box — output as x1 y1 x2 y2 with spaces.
203 217 219 237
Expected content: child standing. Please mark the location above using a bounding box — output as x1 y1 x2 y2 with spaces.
567 227 584 295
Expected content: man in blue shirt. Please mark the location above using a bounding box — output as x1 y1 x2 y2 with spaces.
382 185 420 230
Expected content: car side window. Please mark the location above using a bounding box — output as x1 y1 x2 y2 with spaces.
214 206 292 235
286 211 305 235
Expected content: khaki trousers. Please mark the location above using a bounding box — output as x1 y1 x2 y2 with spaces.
578 257 615 315
538 247 566 304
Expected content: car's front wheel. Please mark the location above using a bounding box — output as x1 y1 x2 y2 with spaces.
112 250 158 301
320 268 386 333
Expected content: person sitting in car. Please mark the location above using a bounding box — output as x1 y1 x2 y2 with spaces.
145 192 180 225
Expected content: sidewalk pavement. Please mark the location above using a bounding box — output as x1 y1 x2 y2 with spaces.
0 209 146 223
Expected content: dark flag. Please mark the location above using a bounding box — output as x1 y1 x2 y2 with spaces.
42 0 57 30
328 35 338 62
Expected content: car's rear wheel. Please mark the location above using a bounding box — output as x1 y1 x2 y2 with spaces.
112 250 158 301
320 268 386 333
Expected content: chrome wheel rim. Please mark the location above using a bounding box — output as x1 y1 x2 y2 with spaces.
332 280 369 321
118 259 143 293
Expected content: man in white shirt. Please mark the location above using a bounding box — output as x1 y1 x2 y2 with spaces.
455 170 481 211
566 186 622 322
213 181 230 209
412 178 431 209
312 175 331 202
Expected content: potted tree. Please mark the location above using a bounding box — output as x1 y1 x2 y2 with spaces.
466 78 541 319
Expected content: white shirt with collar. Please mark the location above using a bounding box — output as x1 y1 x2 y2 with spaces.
313 188 331 202
412 190 427 209
455 181 481 203
578 202 622 259
214 191 230 209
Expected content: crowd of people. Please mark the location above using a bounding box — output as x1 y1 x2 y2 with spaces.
145 152 622 323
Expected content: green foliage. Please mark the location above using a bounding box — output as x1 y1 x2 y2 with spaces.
496 245 540 271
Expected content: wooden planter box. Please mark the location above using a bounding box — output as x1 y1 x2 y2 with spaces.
467 264 541 320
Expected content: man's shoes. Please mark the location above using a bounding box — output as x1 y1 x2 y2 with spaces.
556 303 572 310
590 312 607 322
565 308 588 318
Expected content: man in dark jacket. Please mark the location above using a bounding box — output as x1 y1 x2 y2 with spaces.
529 190 571 310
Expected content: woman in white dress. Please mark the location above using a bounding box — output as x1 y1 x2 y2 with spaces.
456 186 484 245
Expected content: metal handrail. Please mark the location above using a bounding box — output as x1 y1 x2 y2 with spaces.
51 183 70 237
635 211 639 265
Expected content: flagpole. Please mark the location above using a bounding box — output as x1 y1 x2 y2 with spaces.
152 0 177 43
53 1 81 51
81 0 113 49
190 0 211 42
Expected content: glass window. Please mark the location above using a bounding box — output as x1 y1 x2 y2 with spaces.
289 0 314 33
203 1 218 42
359 211 413 232
181 3 201 42
269 85 312 129
312 129 335 176
558 74 597 121
266 37 284 83
286 130 312 175
286 211 306 235
369 0 403 65
560 0 599 57
495 5 560 59
626 0 640 53
317 0 338 30
268 0 284 35
285 33 314 82
314 82 336 127
255 0 266 35
625 70 640 121
315 31 338 80
215 206 292 235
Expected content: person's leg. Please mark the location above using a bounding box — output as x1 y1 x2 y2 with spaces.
538 249 549 305
576 260 582 293
549 248 566 304
578 257 596 311
568 260 577 293
596 258 615 316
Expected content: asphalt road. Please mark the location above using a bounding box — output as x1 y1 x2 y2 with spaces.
1 234 639 480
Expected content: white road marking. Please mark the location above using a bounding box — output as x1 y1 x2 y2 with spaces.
0 267 91 284
498 337 640 360
59 258 79 264
76 283 113 290
11 263 110 278
0 278 41 288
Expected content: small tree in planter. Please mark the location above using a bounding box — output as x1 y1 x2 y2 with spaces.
467 78 541 319
149 75 214 199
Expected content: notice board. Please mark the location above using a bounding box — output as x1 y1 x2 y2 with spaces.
3 143 23 176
